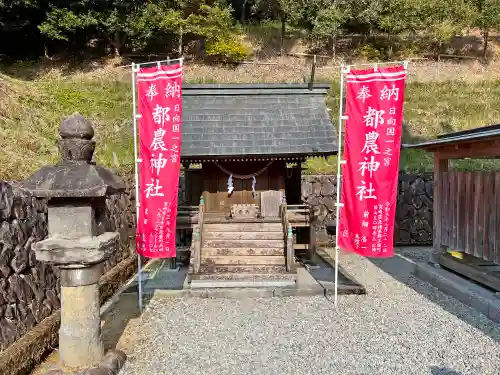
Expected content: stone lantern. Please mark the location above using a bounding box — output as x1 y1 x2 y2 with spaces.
20 113 127 374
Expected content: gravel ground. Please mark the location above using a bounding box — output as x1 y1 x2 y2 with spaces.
117 250 500 375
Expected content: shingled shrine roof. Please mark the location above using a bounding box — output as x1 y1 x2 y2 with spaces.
180 83 337 161
404 123 500 150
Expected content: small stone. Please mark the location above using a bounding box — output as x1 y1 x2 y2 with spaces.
316 229 330 244
319 197 335 212
0 221 13 250
410 177 426 195
99 350 127 373
301 181 312 198
320 181 335 196
11 245 28 273
0 183 14 220
425 180 434 198
79 367 113 375
43 370 64 375
0 317 18 346
312 182 321 195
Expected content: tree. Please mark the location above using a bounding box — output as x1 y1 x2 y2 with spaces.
378 0 420 58
255 0 303 55
38 0 148 56
413 0 475 58
469 0 500 58
311 3 350 58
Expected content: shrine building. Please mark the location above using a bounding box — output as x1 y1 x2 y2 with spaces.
176 83 338 284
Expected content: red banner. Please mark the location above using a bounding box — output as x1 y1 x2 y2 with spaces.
135 64 183 258
338 65 407 258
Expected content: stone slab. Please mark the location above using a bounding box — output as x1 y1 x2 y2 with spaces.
202 247 284 256
303 249 367 294
198 264 287 274
33 232 119 266
191 273 297 281
190 279 296 289
201 255 286 266
415 261 500 323
203 223 282 232
202 232 283 240
370 250 500 324
203 239 283 248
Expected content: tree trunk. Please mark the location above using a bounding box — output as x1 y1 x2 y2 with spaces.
332 34 337 59
240 0 248 24
388 33 393 59
44 41 49 59
104 31 125 57
280 17 286 56
483 28 489 60
178 26 183 56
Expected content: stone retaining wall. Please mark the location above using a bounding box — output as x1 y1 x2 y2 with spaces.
0 181 134 351
301 173 434 246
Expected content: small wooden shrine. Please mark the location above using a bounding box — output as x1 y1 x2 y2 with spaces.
176 83 337 282
406 124 500 291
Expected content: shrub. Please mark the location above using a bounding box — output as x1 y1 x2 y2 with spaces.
355 44 384 61
205 37 252 63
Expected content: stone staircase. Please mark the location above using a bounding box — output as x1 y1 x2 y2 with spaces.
190 221 297 288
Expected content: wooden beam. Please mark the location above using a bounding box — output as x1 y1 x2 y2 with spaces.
432 154 448 265
308 206 316 262
439 253 500 292
428 139 500 160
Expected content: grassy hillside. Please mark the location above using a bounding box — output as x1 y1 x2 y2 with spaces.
1 58 500 181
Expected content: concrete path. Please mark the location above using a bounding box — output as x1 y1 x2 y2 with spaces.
101 248 500 375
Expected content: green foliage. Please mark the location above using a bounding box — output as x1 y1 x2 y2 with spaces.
30 0 242 56
2 0 500 61
185 3 234 41
355 44 384 60
311 5 350 40
38 8 97 41
205 36 251 62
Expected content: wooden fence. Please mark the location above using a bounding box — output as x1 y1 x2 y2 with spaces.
438 170 500 264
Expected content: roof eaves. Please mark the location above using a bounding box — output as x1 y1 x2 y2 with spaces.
182 83 331 96
403 128 500 149
180 150 338 160
183 83 331 90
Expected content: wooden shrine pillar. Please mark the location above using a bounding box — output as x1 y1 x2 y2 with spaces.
432 152 449 266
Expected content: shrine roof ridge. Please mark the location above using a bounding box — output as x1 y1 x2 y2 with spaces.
180 83 337 159
182 83 331 96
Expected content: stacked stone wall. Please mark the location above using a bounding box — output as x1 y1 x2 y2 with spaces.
0 181 134 351
301 173 434 245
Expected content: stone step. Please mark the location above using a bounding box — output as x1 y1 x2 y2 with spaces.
203 217 281 224
203 239 283 248
191 273 297 281
202 231 283 240
203 223 283 232
201 255 286 266
198 264 288 274
202 247 284 256
190 279 296 289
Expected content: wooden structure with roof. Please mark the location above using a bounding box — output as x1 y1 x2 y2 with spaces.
405 124 500 291
175 83 337 283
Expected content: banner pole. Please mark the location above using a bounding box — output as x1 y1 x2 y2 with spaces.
119 57 184 69
334 63 348 306
131 62 143 313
